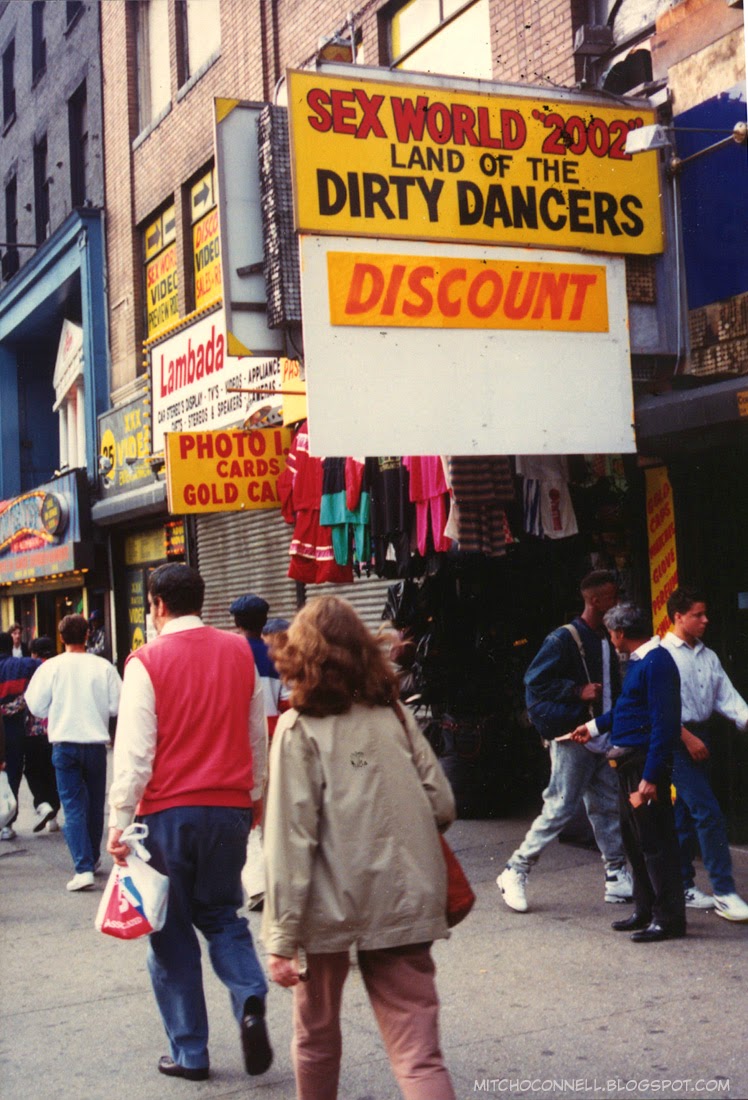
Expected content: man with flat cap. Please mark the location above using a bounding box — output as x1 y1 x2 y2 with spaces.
230 596 282 738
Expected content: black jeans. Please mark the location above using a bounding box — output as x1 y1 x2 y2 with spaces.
615 751 686 930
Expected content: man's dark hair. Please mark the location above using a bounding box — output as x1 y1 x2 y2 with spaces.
603 603 652 639
59 614 89 646
31 636 55 659
148 563 205 617
667 585 706 622
580 569 617 594
0 632 12 656
233 607 268 633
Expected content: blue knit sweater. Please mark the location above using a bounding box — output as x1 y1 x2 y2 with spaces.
595 640 681 783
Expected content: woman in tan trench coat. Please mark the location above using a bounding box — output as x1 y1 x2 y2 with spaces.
262 595 457 1100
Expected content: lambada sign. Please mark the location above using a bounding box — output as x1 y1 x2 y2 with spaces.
165 428 292 514
288 69 663 256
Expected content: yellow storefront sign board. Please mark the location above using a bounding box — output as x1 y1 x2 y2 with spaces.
165 428 292 513
281 357 307 426
646 466 678 637
193 206 222 311
146 242 179 339
327 251 608 331
288 70 663 256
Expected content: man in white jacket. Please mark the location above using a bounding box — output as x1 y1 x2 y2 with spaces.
25 614 121 891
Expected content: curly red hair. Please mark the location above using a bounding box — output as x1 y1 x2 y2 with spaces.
268 596 400 717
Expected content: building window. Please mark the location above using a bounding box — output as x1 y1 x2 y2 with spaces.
3 175 19 280
384 0 492 79
136 0 171 131
178 0 220 85
68 81 88 207
32 1 46 83
66 1 84 28
2 38 15 127
33 133 49 243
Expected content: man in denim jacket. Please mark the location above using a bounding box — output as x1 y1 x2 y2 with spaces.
497 571 632 913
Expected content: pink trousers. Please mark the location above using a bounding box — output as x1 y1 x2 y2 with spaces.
291 942 456 1100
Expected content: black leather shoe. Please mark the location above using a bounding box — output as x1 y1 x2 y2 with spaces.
612 912 651 932
631 920 687 943
241 998 273 1076
158 1056 210 1081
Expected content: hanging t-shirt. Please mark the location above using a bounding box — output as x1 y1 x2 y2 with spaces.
516 455 579 540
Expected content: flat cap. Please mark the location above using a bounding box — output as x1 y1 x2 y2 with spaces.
263 617 290 634
229 594 269 616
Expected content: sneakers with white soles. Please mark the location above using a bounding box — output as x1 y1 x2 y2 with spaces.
1 825 16 841
713 892 748 922
684 885 715 909
33 801 56 833
605 867 633 903
66 871 95 892
497 865 528 912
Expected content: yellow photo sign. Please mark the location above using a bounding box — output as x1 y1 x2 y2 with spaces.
327 251 609 331
288 70 663 256
165 428 292 513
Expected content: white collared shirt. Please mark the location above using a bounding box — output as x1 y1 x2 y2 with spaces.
108 615 267 829
661 631 748 729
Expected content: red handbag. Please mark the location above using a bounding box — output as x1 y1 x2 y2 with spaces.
439 834 476 927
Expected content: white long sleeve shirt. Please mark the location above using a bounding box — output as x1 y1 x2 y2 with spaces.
108 616 268 830
25 652 121 744
661 631 748 729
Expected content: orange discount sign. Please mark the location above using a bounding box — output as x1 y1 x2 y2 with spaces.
327 251 609 331
165 428 292 513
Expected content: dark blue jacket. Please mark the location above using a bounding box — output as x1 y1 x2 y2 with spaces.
595 642 681 783
524 617 620 740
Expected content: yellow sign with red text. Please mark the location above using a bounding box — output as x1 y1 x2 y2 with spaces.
288 70 663 255
165 428 292 513
327 252 608 330
646 467 679 637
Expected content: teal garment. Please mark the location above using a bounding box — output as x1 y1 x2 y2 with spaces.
320 489 371 566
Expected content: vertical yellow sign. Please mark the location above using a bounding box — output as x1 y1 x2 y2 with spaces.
145 203 179 339
191 170 221 311
646 467 678 637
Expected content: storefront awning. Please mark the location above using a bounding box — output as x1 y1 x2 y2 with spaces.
635 375 748 454
91 481 167 525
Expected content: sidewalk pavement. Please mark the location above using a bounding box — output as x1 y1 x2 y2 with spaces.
2 771 747 1100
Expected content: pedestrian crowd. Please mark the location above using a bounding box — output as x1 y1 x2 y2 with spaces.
2 565 747 1099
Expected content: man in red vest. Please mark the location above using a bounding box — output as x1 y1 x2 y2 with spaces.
108 564 271 1081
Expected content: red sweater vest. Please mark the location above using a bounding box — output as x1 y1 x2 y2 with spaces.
128 625 256 815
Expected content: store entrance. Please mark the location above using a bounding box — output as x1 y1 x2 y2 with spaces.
20 589 85 653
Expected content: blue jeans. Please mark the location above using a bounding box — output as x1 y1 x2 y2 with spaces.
509 739 626 873
51 742 107 873
672 737 734 895
141 805 268 1071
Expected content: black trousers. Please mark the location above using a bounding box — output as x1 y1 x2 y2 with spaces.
23 735 60 813
615 752 686 930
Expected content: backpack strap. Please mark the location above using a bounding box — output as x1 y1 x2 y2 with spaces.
562 623 595 719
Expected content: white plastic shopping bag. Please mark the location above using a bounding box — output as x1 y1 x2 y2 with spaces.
95 823 169 939
241 825 265 909
0 770 17 828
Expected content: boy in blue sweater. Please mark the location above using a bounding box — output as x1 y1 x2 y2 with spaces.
570 603 686 942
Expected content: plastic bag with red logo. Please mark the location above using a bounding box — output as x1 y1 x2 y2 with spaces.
95 823 169 939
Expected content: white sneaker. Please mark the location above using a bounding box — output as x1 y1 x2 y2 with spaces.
66 871 95 892
684 885 715 910
605 867 634 903
713 892 748 922
1 825 16 841
497 865 528 912
47 818 60 832
33 801 56 833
